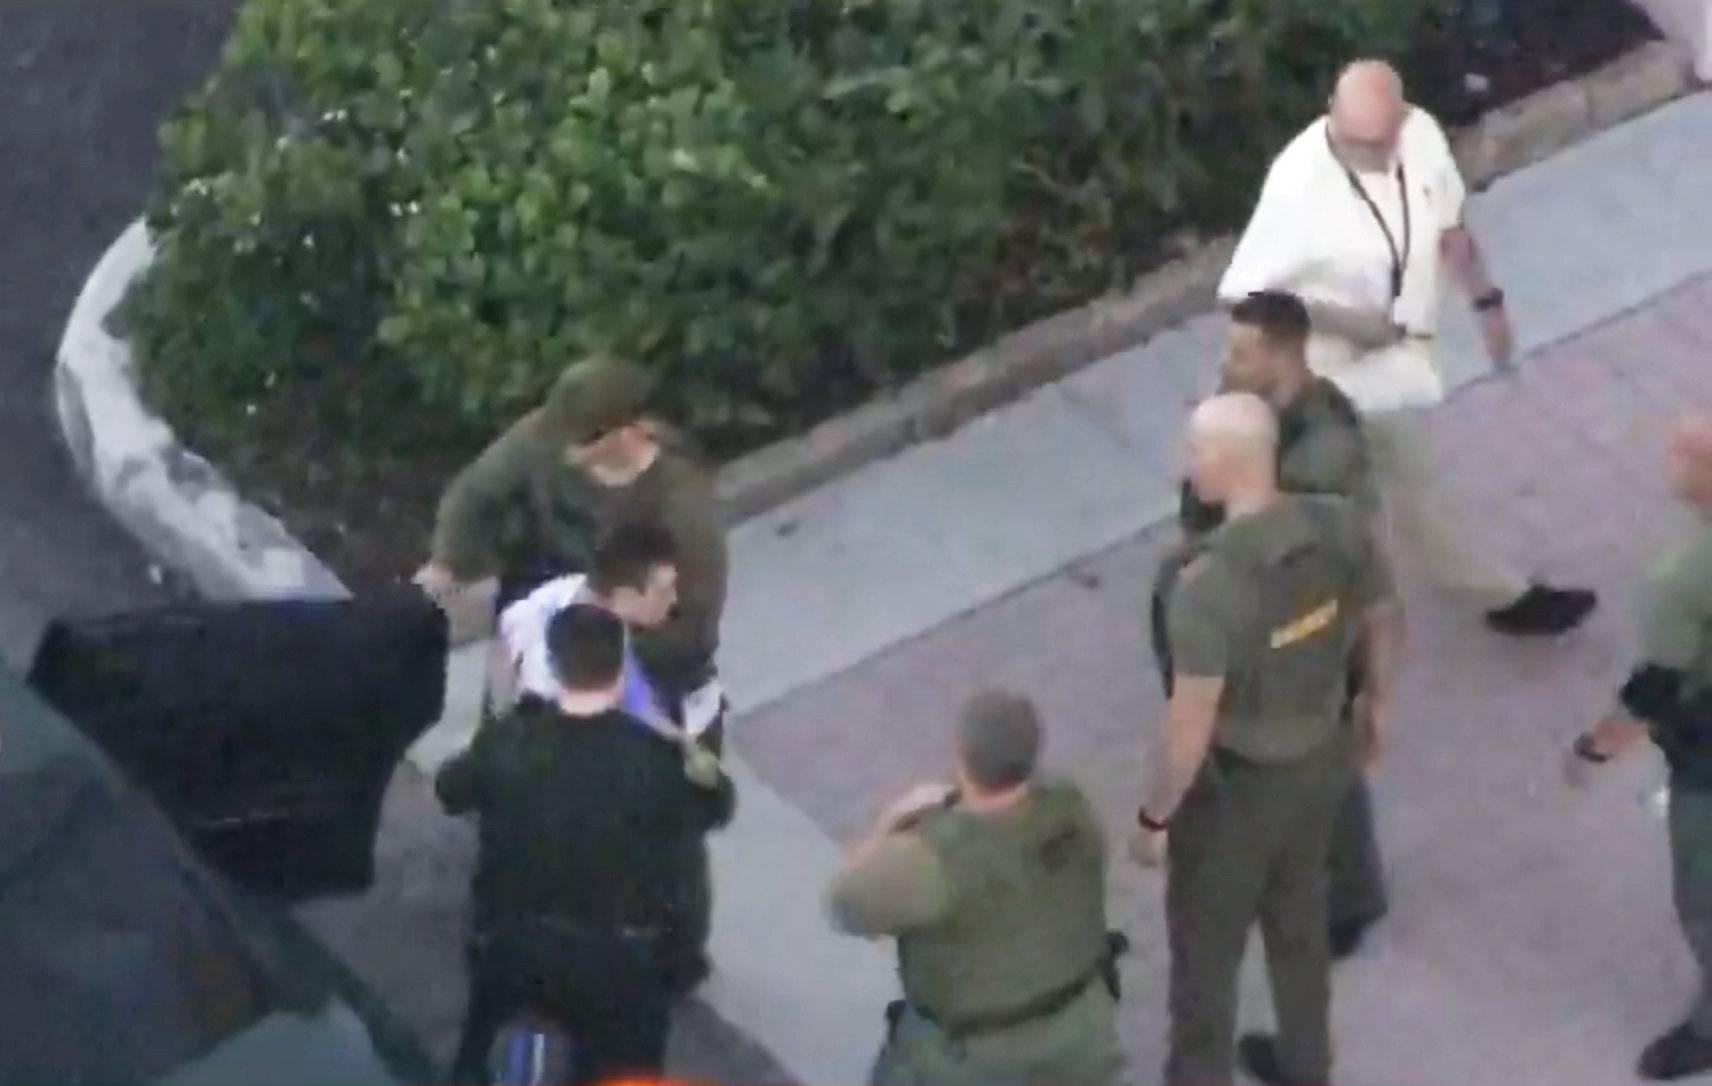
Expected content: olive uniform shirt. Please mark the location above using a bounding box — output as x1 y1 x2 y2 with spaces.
1169 495 1393 761
1638 515 1712 787
432 422 729 690
1640 515 1712 701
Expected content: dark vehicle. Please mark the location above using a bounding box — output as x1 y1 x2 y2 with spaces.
3 591 449 1081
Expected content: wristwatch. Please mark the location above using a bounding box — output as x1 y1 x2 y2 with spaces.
1473 287 1505 312
1137 806 1171 832
1572 732 1611 764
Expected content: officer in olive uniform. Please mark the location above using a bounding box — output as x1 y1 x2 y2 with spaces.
1137 393 1401 1086
1151 290 1389 958
827 691 1123 1086
416 357 730 992
1568 411 1712 1082
416 357 728 707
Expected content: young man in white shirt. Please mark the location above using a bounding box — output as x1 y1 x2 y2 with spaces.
495 519 727 994
1219 59 1596 637
494 520 724 747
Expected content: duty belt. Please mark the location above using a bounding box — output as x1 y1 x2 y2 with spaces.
917 969 1099 1040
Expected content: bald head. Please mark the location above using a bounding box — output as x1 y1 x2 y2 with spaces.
1192 392 1279 460
1329 60 1407 169
1185 393 1279 507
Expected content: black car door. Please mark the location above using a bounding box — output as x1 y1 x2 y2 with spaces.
26 588 448 901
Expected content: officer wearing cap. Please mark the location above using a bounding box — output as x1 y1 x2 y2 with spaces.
1137 393 1401 1086
1566 411 1712 1082
1150 290 1390 959
416 356 730 992
827 691 1122 1086
416 358 727 694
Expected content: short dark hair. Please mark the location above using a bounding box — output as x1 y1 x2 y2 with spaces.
1230 290 1311 351
546 603 625 692
957 690 1042 792
588 520 677 596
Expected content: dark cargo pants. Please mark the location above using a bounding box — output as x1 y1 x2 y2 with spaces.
1151 552 1386 932
1670 783 1712 1038
1164 738 1352 1086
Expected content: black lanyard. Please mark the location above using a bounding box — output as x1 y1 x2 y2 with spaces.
1328 131 1410 301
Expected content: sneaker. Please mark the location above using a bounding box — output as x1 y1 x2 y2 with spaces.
1485 584 1597 636
1238 1033 1326 1086
1639 1022 1712 1080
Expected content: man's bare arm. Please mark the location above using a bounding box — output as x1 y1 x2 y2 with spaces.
1358 600 1404 714
1144 675 1225 820
1440 224 1495 297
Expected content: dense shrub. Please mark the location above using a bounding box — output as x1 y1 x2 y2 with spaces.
128 0 1436 462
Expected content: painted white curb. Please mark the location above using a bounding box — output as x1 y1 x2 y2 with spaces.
54 218 348 603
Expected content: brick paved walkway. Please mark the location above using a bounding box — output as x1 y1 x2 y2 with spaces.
735 274 1712 1085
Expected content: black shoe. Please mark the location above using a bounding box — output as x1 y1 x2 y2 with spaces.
1485 584 1597 636
1639 1023 1712 1080
1329 910 1385 961
1238 1033 1325 1086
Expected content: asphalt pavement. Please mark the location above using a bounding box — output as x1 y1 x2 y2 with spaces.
0 2 237 665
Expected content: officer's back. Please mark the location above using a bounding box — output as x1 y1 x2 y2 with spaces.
437 603 735 1082
827 691 1122 1086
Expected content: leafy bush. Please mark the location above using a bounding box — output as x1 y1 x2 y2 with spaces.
128 0 1435 463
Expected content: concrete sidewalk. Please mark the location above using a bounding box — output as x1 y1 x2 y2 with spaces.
715 92 1712 1083
373 93 1712 1082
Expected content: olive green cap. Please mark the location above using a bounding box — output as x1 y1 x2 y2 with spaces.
957 689 1042 790
535 357 659 445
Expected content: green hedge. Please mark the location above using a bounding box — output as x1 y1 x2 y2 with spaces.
127 0 1434 463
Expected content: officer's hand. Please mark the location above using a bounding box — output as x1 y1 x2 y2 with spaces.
1128 827 1168 869
1479 307 1516 373
683 740 723 790
413 561 460 601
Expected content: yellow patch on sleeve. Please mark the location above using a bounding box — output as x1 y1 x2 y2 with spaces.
1269 598 1340 650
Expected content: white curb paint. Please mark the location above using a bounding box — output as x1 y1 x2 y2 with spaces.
54 219 348 602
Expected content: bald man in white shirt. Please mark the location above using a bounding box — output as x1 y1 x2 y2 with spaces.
1219 59 1595 637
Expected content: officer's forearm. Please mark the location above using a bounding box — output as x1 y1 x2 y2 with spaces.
1358 601 1404 713
1146 676 1223 821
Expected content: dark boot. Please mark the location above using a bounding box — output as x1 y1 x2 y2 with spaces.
1640 1023 1712 1080
1329 909 1386 961
1239 1033 1327 1086
1485 584 1597 636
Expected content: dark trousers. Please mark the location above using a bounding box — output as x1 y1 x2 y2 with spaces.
1165 741 1351 1086
451 929 669 1084
1151 551 1387 930
1670 783 1712 1038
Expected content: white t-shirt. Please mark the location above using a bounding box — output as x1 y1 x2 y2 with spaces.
499 574 592 704
497 574 725 737
1219 107 1467 412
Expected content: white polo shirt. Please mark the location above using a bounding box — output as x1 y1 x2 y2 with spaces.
1219 106 1467 413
